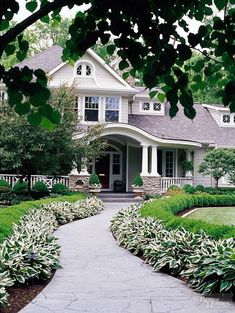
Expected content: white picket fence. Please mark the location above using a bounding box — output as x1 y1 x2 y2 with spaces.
0 174 69 190
160 177 193 193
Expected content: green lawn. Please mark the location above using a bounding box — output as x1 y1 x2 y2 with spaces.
0 192 85 243
186 207 235 226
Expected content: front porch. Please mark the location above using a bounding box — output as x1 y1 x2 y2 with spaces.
72 123 200 194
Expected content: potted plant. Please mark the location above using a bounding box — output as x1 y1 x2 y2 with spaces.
132 174 144 198
180 160 194 177
89 173 102 195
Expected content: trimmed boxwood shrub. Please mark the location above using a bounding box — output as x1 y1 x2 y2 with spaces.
0 180 11 194
12 181 28 195
31 181 49 199
194 184 206 192
141 194 235 239
51 183 69 195
89 173 100 186
133 174 143 187
183 184 194 194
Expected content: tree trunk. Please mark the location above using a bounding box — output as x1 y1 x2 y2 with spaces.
215 178 219 189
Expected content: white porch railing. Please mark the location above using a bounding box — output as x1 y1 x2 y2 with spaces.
0 174 69 190
160 177 193 193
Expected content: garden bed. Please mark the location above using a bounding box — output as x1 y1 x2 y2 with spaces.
110 195 235 298
0 196 103 309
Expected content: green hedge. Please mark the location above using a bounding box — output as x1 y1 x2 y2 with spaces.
0 192 85 243
141 194 235 239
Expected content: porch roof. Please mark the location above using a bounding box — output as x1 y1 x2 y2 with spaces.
128 103 235 147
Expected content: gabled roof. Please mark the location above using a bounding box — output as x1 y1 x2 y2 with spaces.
16 45 134 89
128 103 235 147
17 45 63 73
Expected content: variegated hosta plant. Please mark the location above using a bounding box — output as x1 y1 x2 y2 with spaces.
0 197 104 307
0 271 13 307
41 197 104 224
0 209 60 285
182 238 235 295
110 203 235 296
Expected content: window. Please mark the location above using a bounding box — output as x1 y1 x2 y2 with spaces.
223 114 231 123
105 97 119 122
142 102 150 111
76 62 93 76
165 151 174 177
112 153 120 175
84 96 99 121
86 65 91 75
153 102 161 111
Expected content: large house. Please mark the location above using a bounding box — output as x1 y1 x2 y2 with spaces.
10 45 235 193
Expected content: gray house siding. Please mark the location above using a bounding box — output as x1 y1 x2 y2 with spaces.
193 148 214 187
128 146 142 191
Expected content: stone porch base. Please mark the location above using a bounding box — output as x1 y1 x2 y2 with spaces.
142 176 161 195
69 174 90 192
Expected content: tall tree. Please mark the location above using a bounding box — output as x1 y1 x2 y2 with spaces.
0 1 235 126
0 85 106 190
199 149 234 188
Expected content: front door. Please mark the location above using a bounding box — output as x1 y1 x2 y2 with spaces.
95 154 110 189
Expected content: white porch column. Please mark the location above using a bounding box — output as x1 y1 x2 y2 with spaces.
150 145 160 176
185 150 193 177
141 145 149 176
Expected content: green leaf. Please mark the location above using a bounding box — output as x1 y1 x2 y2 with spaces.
214 0 227 11
15 102 30 116
5 44 16 56
50 110 61 124
106 45 116 56
40 117 55 130
149 91 157 99
26 1 37 12
157 93 166 103
28 112 42 126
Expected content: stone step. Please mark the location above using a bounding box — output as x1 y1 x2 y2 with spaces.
101 197 142 203
99 192 135 199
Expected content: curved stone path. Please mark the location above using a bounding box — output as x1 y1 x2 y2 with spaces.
21 203 235 313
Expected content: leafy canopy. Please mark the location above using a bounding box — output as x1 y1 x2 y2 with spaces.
199 149 235 187
0 0 235 126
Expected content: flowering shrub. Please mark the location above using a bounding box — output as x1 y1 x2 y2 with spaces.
110 203 235 297
0 197 103 307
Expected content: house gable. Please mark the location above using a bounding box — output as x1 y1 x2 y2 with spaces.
49 49 134 92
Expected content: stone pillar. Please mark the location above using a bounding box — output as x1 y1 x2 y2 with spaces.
68 160 90 192
150 145 160 176
185 150 193 177
142 176 161 195
141 145 149 176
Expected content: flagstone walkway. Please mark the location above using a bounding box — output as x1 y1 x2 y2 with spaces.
20 203 235 313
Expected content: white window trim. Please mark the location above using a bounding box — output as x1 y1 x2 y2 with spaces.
74 60 95 78
78 95 121 124
221 112 235 127
104 96 121 123
139 100 165 115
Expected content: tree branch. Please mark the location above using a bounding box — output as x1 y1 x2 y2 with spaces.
0 0 75 56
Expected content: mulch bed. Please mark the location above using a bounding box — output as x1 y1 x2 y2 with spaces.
1 274 54 313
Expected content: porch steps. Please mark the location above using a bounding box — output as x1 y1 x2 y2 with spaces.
99 192 142 203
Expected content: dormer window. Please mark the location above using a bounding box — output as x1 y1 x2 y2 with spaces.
153 102 161 111
223 114 230 123
140 101 164 115
76 62 93 77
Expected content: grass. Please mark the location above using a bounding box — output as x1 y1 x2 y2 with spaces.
186 207 235 226
0 192 86 243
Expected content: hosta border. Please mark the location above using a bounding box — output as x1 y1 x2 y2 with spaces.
0 197 103 308
141 194 235 239
110 201 235 298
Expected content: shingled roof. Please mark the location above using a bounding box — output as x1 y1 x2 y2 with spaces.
17 45 63 73
128 103 235 147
